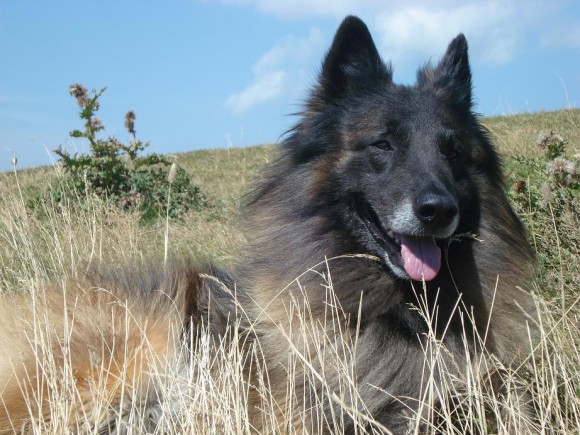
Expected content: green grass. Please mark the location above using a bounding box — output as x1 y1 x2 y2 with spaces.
0 108 578 433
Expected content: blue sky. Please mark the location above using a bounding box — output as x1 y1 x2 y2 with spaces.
1 0 578 172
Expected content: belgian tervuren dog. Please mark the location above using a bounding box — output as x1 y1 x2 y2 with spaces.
0 16 536 434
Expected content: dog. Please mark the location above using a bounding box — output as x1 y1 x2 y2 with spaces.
0 16 537 434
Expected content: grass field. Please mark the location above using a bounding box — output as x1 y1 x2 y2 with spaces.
0 108 578 433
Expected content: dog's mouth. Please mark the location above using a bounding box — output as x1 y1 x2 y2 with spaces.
353 195 442 281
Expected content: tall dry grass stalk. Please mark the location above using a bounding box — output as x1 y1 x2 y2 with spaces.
0 127 578 433
3 250 578 433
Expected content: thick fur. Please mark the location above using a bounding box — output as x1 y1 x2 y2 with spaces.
0 16 537 434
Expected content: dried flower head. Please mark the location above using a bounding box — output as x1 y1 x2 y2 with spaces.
536 131 563 146
514 179 526 194
547 157 577 186
69 83 89 108
89 117 102 130
125 111 136 135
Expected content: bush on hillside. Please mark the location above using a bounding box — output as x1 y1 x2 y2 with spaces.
44 84 204 221
506 130 578 302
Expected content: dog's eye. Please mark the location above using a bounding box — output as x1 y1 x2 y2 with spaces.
442 138 462 159
450 144 463 160
370 140 393 151
447 146 461 159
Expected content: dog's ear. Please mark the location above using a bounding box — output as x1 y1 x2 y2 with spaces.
318 16 391 98
419 34 472 109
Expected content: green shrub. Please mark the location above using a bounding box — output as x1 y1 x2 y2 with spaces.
506 131 578 303
44 84 205 222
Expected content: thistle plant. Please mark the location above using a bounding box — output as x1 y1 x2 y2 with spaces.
536 130 567 160
547 157 577 187
507 128 578 301
534 130 579 189
48 84 204 222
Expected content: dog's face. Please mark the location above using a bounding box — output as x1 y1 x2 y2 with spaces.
299 17 496 282
340 95 471 282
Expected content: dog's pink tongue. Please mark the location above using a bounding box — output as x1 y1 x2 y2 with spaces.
399 235 441 281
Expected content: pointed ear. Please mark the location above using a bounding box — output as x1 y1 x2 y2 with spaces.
419 34 472 109
318 16 391 98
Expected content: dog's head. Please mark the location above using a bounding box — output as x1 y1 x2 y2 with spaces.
289 16 502 282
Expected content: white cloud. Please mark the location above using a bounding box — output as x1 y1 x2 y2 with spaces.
225 71 286 114
225 27 325 113
223 0 576 111
220 0 380 18
219 0 575 67
373 2 521 68
540 24 580 52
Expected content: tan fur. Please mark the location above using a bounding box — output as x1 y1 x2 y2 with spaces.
0 278 182 432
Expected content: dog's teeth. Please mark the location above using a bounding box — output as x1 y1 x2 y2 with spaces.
387 230 395 239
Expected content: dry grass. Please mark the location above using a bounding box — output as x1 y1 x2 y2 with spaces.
483 108 580 157
0 109 578 433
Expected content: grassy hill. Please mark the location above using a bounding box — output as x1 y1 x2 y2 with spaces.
4 109 578 208
0 108 578 433
1 108 578 308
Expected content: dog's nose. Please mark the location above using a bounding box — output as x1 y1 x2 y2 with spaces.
414 190 458 230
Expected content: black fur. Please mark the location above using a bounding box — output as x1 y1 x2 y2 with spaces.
0 17 537 434
226 16 537 432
